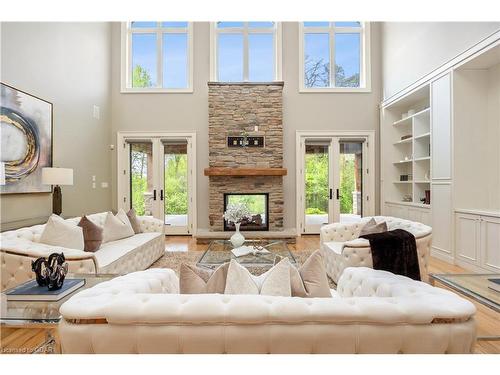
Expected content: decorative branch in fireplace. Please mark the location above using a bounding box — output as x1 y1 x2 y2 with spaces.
223 193 269 231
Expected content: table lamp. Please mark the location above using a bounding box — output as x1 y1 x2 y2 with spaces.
42 167 73 215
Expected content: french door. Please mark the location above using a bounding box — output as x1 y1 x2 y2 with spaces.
117 133 196 235
298 134 371 234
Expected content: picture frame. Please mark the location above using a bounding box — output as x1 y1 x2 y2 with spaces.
0 82 53 194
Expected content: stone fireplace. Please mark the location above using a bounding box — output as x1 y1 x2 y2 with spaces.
206 82 285 232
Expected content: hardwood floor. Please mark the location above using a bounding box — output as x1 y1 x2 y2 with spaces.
2 234 498 354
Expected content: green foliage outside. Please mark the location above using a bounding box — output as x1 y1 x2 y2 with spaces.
132 65 153 88
305 152 357 215
131 175 147 215
339 154 356 214
305 152 329 214
227 195 265 215
164 154 188 215
130 149 188 216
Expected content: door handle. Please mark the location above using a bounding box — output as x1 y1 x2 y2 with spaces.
329 188 333 200
160 189 164 201
336 189 340 200
153 189 157 201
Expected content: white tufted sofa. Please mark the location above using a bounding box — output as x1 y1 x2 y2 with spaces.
320 216 432 284
58 267 476 354
0 212 165 291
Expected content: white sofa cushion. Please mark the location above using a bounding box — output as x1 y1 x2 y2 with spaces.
95 232 162 268
39 214 84 250
102 210 135 243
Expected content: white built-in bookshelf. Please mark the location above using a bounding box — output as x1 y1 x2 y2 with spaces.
382 85 432 208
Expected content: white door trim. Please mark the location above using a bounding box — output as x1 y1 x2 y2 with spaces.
116 131 197 235
295 130 375 236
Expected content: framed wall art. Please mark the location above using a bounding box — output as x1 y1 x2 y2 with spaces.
0 83 53 194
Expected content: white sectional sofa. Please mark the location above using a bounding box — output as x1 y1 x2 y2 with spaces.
0 212 165 291
58 267 476 354
320 216 432 284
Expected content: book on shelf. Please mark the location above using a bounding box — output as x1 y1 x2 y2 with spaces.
488 278 500 293
5 278 85 301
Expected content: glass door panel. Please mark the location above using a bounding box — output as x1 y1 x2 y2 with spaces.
163 142 189 233
338 141 363 223
129 142 154 216
304 142 331 233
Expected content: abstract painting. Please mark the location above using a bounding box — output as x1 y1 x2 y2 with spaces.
0 83 53 194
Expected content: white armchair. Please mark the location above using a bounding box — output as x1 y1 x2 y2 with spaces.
320 216 432 284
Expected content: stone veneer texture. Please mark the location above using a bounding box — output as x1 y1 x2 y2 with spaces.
207 82 284 231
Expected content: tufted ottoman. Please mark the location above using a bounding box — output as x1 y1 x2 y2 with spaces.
320 216 432 284
58 267 476 354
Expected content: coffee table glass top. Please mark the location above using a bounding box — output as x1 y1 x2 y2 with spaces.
197 239 296 269
1 273 115 326
430 273 500 312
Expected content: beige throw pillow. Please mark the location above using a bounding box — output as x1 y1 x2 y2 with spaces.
127 208 143 234
39 214 85 250
180 263 229 294
275 250 332 298
224 258 291 297
359 218 388 237
102 209 135 243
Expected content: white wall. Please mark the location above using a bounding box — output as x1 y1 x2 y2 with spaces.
1 23 113 228
381 22 500 99
110 22 382 230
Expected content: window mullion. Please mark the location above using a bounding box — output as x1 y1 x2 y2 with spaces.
330 26 335 88
128 31 133 88
243 25 249 81
157 29 163 88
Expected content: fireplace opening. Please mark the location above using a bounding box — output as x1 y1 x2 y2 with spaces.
224 193 269 231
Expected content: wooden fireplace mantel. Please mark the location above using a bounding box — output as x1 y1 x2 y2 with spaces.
204 167 287 177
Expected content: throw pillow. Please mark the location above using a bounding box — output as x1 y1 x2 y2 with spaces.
274 250 332 298
102 209 135 243
224 258 291 297
77 215 103 252
39 214 85 250
180 262 229 294
127 208 143 234
359 217 388 237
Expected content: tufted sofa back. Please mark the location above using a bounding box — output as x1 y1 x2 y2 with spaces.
58 268 477 354
0 212 108 244
320 216 431 243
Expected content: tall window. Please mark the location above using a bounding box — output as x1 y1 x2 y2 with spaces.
300 22 370 92
122 22 193 92
212 22 281 82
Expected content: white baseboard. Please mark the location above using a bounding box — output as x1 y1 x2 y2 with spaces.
430 247 454 264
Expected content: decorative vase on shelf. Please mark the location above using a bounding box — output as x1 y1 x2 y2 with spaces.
230 222 245 248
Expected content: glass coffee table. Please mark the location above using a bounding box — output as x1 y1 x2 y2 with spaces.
430 273 500 341
1 273 115 353
197 239 296 270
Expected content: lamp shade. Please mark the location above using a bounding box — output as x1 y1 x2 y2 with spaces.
42 167 73 186
0 162 5 185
